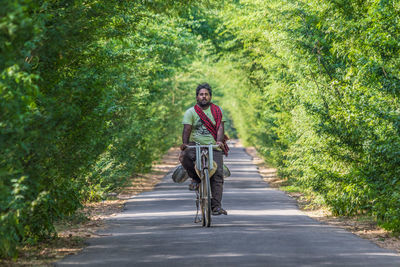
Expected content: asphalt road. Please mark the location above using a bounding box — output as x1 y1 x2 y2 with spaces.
56 146 400 266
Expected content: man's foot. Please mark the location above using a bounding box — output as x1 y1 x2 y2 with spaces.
212 207 228 216
188 180 199 191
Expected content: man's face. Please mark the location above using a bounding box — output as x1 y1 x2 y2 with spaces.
196 88 211 107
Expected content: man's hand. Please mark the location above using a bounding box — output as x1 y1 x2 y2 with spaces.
180 143 188 151
216 141 224 150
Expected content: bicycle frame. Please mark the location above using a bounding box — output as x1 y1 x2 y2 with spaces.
194 144 215 174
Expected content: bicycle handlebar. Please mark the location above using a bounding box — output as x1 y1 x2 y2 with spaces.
187 144 220 149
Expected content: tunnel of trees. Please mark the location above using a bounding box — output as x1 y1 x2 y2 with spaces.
1 0 399 257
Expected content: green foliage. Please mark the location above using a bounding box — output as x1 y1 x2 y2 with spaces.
211 0 400 232
2 0 400 258
0 0 211 257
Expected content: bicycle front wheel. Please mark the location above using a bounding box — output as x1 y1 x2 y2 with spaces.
202 168 212 227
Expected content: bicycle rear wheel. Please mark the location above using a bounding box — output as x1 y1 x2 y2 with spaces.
201 169 212 227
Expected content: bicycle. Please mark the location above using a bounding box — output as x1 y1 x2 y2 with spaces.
187 143 219 227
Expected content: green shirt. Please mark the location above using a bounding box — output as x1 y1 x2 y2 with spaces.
182 105 226 146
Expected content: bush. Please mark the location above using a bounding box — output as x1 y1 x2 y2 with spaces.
0 0 207 257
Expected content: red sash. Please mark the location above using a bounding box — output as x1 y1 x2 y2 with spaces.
194 103 229 156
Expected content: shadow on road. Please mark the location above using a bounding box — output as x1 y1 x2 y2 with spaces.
56 147 400 267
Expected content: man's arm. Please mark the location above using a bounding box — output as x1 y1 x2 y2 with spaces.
181 124 192 150
216 122 224 149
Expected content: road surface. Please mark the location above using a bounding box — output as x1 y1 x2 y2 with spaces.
57 145 400 266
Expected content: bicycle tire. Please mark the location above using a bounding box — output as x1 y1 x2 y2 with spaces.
200 180 206 227
203 168 212 227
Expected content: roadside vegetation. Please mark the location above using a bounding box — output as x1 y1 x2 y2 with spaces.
1 0 209 257
209 0 400 234
1 0 399 259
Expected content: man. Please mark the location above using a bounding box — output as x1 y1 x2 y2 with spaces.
180 83 228 216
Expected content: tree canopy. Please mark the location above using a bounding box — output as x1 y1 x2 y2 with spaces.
1 0 399 257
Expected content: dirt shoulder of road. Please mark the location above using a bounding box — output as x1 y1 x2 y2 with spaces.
1 147 181 266
244 145 400 254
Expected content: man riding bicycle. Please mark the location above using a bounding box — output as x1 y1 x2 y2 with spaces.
179 83 229 216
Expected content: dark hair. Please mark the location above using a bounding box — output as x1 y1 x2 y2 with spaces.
196 83 212 96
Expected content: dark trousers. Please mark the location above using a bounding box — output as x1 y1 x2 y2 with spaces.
180 146 224 209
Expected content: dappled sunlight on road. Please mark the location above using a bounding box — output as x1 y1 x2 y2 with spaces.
228 209 303 216
57 146 400 267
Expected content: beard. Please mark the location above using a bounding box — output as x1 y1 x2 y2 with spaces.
197 99 211 107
